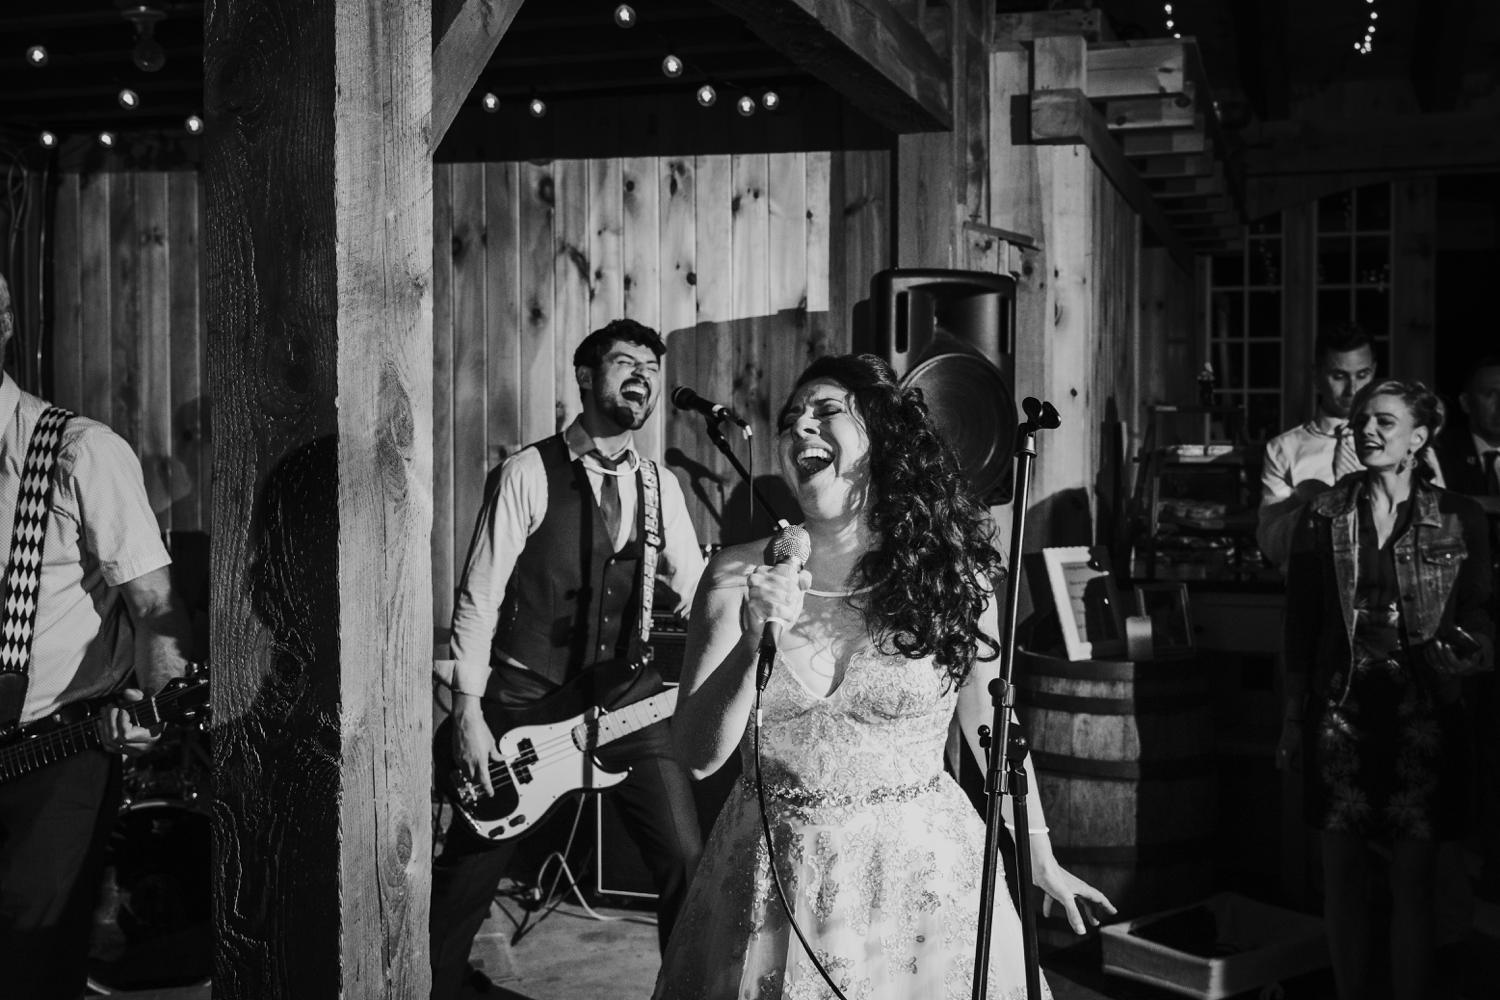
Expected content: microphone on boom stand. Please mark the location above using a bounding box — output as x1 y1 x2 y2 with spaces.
671 385 751 433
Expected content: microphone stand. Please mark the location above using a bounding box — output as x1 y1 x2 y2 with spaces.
697 413 788 528
970 396 1059 1000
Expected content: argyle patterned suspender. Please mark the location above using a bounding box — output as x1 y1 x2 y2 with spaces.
0 405 74 728
636 457 663 650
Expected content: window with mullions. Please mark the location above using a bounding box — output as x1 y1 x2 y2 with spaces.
1207 214 1284 443
1315 183 1392 372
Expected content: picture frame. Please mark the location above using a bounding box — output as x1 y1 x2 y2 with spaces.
1133 581 1195 659
1042 546 1126 661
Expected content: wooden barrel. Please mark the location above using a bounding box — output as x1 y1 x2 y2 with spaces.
1015 647 1216 923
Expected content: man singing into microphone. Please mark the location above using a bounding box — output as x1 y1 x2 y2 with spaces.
429 319 705 1000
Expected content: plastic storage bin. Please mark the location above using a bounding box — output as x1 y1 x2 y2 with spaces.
1099 892 1328 999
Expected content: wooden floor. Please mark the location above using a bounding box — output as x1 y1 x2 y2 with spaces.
93 886 1500 999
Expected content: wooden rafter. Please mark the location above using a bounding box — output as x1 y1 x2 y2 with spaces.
708 0 952 132
1411 0 1477 112
1085 43 1187 100
1029 87 1195 272
432 0 526 149
1242 110 1500 177
1228 0 1290 121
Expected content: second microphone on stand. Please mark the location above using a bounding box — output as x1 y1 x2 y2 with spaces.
757 523 811 692
671 385 751 432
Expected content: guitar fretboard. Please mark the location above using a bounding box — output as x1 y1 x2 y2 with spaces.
571 690 677 752
0 691 178 784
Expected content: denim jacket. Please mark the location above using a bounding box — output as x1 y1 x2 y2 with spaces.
1284 475 1494 698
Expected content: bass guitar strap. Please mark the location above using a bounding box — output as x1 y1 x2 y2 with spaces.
0 405 74 730
630 457 663 664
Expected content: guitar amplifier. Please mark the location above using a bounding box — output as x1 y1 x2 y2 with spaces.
594 612 685 901
648 612 689 684
594 794 657 901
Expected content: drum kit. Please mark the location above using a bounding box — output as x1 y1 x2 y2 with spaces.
86 714 213 994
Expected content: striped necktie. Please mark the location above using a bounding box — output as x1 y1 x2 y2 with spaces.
590 450 629 548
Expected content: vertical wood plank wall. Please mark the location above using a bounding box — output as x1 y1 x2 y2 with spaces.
46 153 887 635
428 151 885 629
49 169 209 535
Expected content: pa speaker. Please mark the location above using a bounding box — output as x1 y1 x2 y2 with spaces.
870 268 1018 505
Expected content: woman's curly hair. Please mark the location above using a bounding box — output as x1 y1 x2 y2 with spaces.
784 353 1006 686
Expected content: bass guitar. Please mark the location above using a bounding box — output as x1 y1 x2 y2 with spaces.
435 679 677 842
0 663 209 786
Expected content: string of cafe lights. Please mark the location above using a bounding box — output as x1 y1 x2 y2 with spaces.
479 3 781 119
1162 2 1181 39
21 24 204 150
1355 0 1378 55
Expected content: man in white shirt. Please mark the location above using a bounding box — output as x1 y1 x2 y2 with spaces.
0 275 194 999
1257 324 1377 570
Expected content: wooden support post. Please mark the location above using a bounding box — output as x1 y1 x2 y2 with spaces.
896 0 987 267
204 0 433 995
989 42 1096 552
1391 176 1437 387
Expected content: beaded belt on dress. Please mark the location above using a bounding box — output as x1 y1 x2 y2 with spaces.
742 773 944 809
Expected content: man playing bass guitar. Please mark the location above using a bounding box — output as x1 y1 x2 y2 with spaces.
429 319 705 1000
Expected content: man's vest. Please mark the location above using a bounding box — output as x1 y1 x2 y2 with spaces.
490 435 651 686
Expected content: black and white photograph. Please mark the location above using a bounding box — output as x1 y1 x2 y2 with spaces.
0 2 1496 999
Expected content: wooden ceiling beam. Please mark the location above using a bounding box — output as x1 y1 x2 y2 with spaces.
1085 42 1187 100
1121 124 1207 157
707 0 952 132
993 8 1111 43
1137 152 1215 179
1242 110 1500 177
1162 195 1236 217
431 0 525 150
1100 90 1197 131
1147 174 1226 199
1227 0 1289 121
1030 86 1195 272
1411 0 1478 112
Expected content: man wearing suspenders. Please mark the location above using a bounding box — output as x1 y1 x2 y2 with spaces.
0 275 194 999
429 319 705 1000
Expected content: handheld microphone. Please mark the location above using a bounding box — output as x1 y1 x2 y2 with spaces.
671 385 750 431
756 523 812 692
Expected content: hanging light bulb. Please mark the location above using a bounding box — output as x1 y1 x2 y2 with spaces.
122 5 167 72
696 84 717 108
26 45 48 67
39 130 58 148
481 92 500 113
761 90 781 111
661 54 683 78
528 96 547 118
185 114 204 134
613 4 636 28
736 94 756 117
98 131 116 148
118 88 140 110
